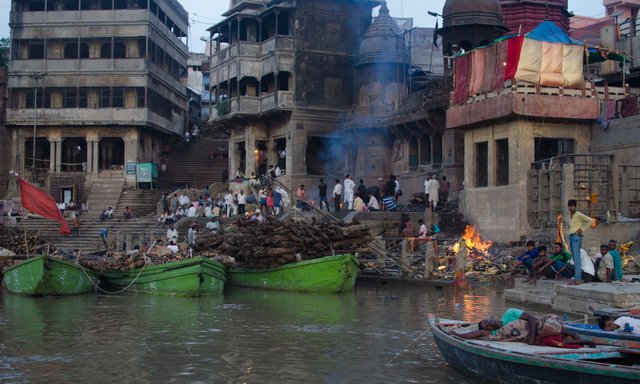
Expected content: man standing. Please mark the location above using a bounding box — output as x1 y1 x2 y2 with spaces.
224 191 234 217
187 223 198 246
343 175 355 210
333 179 342 212
609 239 623 281
567 199 594 285
72 215 80 237
161 193 169 213
426 175 440 212
318 178 329 211
237 190 246 215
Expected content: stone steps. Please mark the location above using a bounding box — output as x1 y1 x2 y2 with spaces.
114 188 171 218
158 138 229 189
85 178 124 219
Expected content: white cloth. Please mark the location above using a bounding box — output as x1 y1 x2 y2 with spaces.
343 178 355 208
237 193 246 204
167 244 179 253
569 249 595 276
206 221 219 232
614 316 640 334
224 193 234 205
367 195 380 210
166 228 178 241
418 224 428 238
187 206 197 217
426 179 440 203
333 183 342 196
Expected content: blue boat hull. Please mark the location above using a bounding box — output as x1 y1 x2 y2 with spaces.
564 322 640 349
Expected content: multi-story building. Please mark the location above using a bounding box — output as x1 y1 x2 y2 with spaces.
6 0 189 200
205 0 459 197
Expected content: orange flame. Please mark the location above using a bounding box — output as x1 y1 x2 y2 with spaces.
462 225 492 253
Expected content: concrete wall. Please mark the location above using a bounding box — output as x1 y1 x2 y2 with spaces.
591 115 640 166
459 119 590 242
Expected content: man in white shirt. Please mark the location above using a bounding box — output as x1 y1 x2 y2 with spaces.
565 249 595 282
600 316 640 334
167 240 179 253
237 190 247 215
333 179 343 212
187 204 197 218
167 225 178 242
343 175 355 210
425 175 440 212
223 191 234 217
204 204 213 218
367 194 380 211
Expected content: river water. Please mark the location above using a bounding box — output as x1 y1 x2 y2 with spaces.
0 283 516 383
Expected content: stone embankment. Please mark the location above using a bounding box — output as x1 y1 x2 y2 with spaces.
505 277 640 315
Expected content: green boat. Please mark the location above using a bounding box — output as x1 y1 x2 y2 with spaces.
100 257 226 296
227 254 358 293
2 255 98 296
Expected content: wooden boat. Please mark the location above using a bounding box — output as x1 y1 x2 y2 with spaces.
591 307 640 319
2 255 98 295
564 322 640 349
429 314 640 384
100 257 226 296
226 254 358 293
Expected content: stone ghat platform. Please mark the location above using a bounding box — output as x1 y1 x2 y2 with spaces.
505 277 640 315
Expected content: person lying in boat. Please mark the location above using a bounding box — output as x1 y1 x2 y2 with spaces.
598 316 640 334
450 308 539 345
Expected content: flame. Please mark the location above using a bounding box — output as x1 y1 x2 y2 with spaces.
452 243 460 253
462 225 492 253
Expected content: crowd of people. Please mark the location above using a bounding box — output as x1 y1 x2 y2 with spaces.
515 201 623 285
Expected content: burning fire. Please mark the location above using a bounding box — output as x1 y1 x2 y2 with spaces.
462 225 492 253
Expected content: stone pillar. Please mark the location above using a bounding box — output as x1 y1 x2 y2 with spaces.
228 139 237 179
86 140 93 173
55 139 63 173
49 140 56 172
245 128 256 175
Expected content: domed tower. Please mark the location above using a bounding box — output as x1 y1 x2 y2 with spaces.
355 1 410 112
438 0 508 58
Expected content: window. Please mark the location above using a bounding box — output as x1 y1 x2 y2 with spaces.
496 139 509 186
476 142 488 188
26 91 35 108
100 43 111 58
64 88 77 108
100 87 110 107
112 88 124 108
79 89 88 108
534 138 575 162
79 43 89 58
64 43 78 59
29 40 45 59
136 87 145 107
113 42 126 58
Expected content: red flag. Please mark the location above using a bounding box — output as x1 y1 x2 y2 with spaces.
19 177 71 235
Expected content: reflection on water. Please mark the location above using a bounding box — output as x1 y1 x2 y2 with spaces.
0 284 511 383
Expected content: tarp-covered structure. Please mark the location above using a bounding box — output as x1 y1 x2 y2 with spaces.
452 21 625 105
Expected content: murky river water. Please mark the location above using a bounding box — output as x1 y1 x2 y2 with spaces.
0 282 518 383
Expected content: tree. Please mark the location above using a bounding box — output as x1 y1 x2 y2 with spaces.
0 38 9 68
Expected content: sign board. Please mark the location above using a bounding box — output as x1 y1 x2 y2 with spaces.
126 162 137 175
136 163 152 183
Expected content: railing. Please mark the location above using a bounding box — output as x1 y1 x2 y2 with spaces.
453 80 633 107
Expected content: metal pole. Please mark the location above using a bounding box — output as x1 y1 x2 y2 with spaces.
33 78 37 173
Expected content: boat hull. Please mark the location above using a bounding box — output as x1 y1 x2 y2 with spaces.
430 317 640 384
227 254 358 293
101 257 226 296
564 322 640 349
2 255 98 295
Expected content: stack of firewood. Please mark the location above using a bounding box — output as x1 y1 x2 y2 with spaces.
0 227 47 255
194 217 371 269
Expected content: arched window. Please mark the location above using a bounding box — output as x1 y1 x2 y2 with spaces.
100 43 111 58
113 42 126 58
64 43 78 59
79 43 89 58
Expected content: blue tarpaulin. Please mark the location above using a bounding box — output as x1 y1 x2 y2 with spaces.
526 21 584 45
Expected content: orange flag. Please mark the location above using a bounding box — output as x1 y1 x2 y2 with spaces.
19 177 71 235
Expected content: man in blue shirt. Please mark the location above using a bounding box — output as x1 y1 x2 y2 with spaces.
513 240 539 281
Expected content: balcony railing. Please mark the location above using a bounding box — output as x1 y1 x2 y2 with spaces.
209 90 293 120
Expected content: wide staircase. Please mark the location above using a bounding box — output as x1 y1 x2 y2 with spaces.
158 136 229 189
114 187 171 218
85 178 124 219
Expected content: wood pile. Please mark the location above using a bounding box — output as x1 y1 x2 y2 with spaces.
0 227 48 255
76 246 190 273
194 217 371 269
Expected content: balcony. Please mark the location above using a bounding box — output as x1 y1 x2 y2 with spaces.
208 90 293 120
9 59 147 77
446 80 628 129
6 107 180 135
211 36 295 67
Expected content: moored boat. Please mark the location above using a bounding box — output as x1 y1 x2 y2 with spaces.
226 254 358 293
429 314 640 384
100 257 226 296
564 322 640 349
2 255 98 295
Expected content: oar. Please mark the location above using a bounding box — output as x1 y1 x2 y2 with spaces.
385 324 433 366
